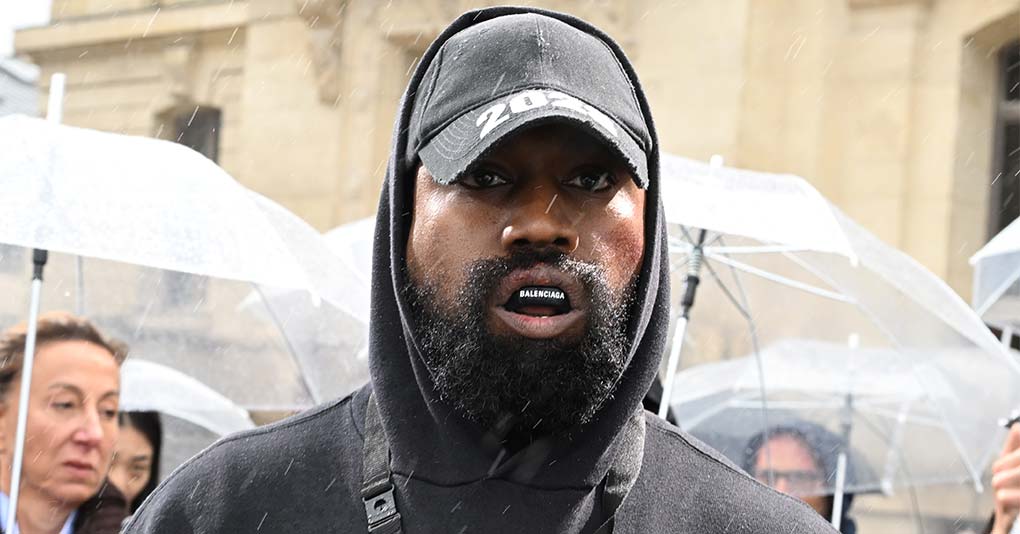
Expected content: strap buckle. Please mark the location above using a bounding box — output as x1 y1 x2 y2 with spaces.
363 485 401 534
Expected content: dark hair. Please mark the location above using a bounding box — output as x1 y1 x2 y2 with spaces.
0 311 128 398
119 411 162 513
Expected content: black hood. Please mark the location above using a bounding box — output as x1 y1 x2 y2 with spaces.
368 5 670 495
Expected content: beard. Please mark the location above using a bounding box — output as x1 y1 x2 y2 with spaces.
402 248 637 439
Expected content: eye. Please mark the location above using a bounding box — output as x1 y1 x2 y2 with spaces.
52 400 75 411
101 409 118 420
564 168 616 192
457 167 512 189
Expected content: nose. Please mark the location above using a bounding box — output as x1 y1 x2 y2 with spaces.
72 408 105 447
500 185 579 253
773 476 791 494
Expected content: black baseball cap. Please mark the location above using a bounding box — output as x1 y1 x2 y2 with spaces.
407 12 651 188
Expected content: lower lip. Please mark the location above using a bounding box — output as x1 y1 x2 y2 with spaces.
492 307 585 339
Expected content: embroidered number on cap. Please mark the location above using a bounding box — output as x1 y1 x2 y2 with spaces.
508 90 549 113
475 90 619 139
476 103 510 139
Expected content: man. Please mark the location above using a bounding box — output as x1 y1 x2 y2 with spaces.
126 7 835 533
743 423 857 533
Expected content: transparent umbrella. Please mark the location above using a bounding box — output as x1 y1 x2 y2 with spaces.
120 359 255 476
244 216 375 402
970 216 1020 338
658 153 1020 526
0 114 359 524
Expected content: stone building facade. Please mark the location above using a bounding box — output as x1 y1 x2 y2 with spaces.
14 0 1020 299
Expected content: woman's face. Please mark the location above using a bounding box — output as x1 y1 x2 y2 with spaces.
0 340 120 505
108 424 154 506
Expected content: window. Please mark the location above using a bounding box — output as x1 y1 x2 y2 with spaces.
989 41 1020 238
163 105 223 309
174 106 222 162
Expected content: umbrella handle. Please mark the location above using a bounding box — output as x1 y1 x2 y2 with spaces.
7 266 46 533
830 451 847 529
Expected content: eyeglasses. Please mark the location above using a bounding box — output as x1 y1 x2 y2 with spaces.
752 469 825 495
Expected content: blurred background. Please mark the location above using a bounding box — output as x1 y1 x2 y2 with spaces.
1 1 1018 532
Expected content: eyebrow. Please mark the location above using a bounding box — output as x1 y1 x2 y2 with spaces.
128 454 152 463
47 384 120 401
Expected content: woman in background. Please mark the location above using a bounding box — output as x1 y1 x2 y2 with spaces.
0 312 128 534
109 412 161 513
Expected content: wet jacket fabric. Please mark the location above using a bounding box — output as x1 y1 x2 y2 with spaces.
125 7 837 534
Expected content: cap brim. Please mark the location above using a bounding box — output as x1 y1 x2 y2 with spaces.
418 89 648 188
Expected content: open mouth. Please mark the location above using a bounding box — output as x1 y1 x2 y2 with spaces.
503 285 572 317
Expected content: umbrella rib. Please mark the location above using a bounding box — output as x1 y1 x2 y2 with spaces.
704 245 825 255
974 264 1020 316
705 253 855 303
254 284 322 405
682 389 761 430
703 237 775 483
880 398 913 491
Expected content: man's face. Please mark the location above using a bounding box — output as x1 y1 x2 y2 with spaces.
752 435 830 517
404 122 645 436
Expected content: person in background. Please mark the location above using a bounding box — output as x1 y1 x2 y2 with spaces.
743 422 857 534
0 312 128 534
109 412 161 514
988 422 1020 534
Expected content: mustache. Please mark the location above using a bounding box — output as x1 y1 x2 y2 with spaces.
464 248 602 296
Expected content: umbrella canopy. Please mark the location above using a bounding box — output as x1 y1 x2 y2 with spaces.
659 153 1020 495
0 114 345 304
671 339 978 495
120 359 255 477
0 114 366 410
970 216 1020 331
120 359 254 436
322 217 374 324
240 217 375 402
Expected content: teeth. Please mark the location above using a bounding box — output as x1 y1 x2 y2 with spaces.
505 285 571 314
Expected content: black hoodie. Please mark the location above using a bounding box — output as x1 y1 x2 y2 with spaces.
125 7 837 534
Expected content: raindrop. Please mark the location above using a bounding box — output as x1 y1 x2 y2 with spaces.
545 195 558 214
228 27 239 45
142 8 161 38
256 512 268 531
490 73 506 97
186 105 201 127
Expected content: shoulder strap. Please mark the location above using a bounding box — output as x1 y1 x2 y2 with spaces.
593 411 646 534
361 393 403 534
